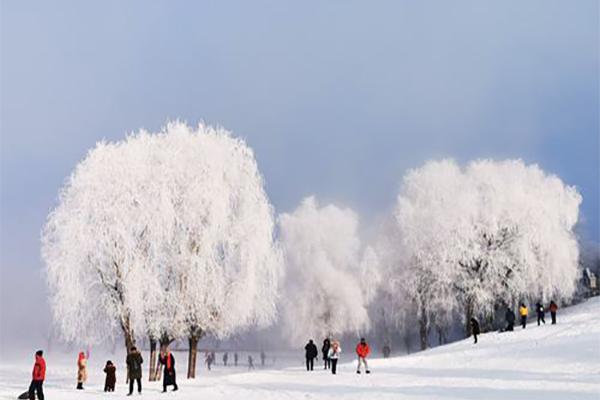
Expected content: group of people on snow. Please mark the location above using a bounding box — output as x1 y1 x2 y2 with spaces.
304 337 370 375
469 300 560 344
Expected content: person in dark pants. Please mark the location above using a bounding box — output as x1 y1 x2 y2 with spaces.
519 303 528 329
536 302 546 325
327 340 341 375
549 300 558 324
29 350 46 400
321 338 331 370
126 346 143 396
470 318 480 344
159 347 178 392
103 360 116 392
505 308 516 331
304 340 318 371
234 352 239 366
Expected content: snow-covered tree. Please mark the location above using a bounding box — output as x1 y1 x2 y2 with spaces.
279 197 377 344
42 122 282 376
379 159 581 345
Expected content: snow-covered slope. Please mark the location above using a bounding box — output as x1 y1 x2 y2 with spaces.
1 298 599 400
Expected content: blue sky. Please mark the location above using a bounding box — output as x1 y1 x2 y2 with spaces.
0 1 598 348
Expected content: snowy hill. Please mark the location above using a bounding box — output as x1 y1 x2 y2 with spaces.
1 298 599 400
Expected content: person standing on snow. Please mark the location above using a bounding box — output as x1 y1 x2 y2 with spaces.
470 318 480 344
549 300 558 324
159 347 178 392
126 346 143 396
234 352 239 367
248 355 255 370
536 302 546 325
28 350 46 400
304 339 318 371
505 307 516 331
260 350 266 367
322 338 331 370
76 351 88 390
223 352 228 366
355 338 371 374
103 360 116 392
382 343 391 358
519 303 528 329
328 341 341 375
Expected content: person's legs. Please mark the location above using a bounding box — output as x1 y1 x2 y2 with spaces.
522 316 527 329
128 379 134 395
136 377 142 393
541 314 545 324
310 358 314 371
331 359 337 374
356 357 362 373
551 311 556 324
37 381 44 400
306 358 310 371
364 358 370 373
474 334 478 344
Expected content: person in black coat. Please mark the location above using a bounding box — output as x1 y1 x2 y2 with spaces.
103 360 116 392
304 340 318 371
322 338 331 370
536 302 546 325
158 348 178 392
470 318 480 344
505 308 516 331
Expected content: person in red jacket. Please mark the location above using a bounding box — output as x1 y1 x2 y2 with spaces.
549 300 558 324
29 350 46 400
355 338 371 374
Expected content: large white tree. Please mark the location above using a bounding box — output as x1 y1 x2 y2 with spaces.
379 159 581 346
278 197 378 345
42 122 282 379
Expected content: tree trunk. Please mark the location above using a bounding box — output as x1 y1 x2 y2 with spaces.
187 336 199 379
418 306 429 351
465 299 474 337
148 337 157 382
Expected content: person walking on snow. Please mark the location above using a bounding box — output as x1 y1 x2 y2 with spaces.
519 303 528 329
536 302 546 325
248 355 255 370
322 338 331 370
304 339 318 371
28 350 46 400
103 360 116 392
126 346 143 396
76 351 88 390
328 341 341 375
159 347 178 392
505 307 516 331
355 338 371 374
549 300 558 324
470 318 480 344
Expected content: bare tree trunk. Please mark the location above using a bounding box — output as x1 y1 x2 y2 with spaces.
187 336 199 379
418 305 429 351
149 337 157 382
465 299 474 337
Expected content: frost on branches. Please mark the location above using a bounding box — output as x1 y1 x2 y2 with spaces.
41 122 282 378
278 197 379 344
379 159 581 348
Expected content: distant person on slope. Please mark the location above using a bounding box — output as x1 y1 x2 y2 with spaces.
248 355 255 370
126 346 143 396
382 343 391 358
355 338 371 374
234 352 239 367
223 352 228 366
328 341 341 375
536 302 546 325
260 350 266 367
304 339 318 371
470 318 480 344
549 300 558 324
159 347 178 392
28 350 46 400
322 338 331 370
519 303 528 329
76 351 88 390
505 307 516 331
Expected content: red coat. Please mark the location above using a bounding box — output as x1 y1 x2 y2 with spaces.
356 343 370 358
32 355 46 381
549 303 558 312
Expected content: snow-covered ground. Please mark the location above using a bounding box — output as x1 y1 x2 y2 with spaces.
1 297 599 400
